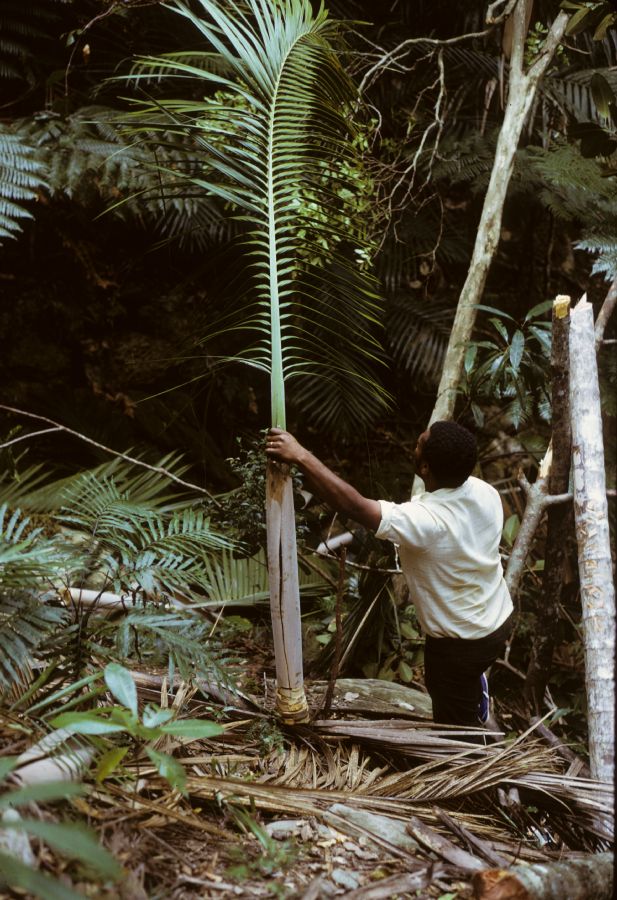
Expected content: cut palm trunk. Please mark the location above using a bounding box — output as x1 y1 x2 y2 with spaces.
266 460 308 722
569 296 615 784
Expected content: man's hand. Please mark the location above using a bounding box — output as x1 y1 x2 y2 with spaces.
265 427 381 531
265 428 308 465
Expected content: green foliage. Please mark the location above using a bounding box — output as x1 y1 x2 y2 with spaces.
0 763 120 900
462 302 553 428
49 662 224 793
0 124 47 241
0 504 68 694
15 107 233 250
0 460 240 695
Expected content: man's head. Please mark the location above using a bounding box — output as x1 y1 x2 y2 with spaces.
415 420 477 489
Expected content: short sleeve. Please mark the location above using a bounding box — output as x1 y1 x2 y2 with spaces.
375 498 443 549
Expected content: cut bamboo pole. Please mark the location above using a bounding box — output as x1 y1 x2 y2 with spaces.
569 295 615 785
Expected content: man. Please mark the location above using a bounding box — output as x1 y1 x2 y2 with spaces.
266 420 513 729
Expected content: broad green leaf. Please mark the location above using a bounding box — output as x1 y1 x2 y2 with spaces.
565 5 593 34
529 324 552 355
0 850 82 900
4 820 120 878
398 660 414 683
399 621 419 640
489 317 509 344
593 12 617 40
470 402 484 427
95 746 129 782
464 343 477 375
524 299 553 322
104 664 138 716
472 304 515 322
0 781 84 810
0 757 18 780
159 719 224 739
145 747 186 792
50 711 126 735
502 514 520 547
141 706 174 729
509 330 525 372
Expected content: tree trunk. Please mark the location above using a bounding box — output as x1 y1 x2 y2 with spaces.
569 297 615 784
472 852 614 900
524 296 571 712
428 3 570 424
266 460 309 723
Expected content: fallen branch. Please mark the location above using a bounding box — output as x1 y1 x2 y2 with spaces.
472 851 614 899
433 806 509 869
406 814 485 873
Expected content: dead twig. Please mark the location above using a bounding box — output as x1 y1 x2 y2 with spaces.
0 404 219 504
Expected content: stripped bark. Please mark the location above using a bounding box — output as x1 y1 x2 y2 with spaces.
524 297 571 712
472 851 614 900
428 3 569 425
569 297 615 784
266 460 309 723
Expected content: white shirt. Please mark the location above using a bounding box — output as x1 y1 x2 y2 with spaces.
375 476 513 639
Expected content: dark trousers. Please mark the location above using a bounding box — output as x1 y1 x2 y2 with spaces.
424 613 513 727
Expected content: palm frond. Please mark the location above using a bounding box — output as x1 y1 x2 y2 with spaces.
123 0 388 426
386 294 455 384
0 504 66 590
16 454 194 515
114 608 237 687
201 548 331 605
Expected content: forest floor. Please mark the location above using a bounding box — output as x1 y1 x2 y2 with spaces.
2 634 612 900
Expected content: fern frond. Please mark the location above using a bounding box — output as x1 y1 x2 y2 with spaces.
0 125 47 241
114 608 238 686
15 107 232 250
0 593 65 695
0 504 66 589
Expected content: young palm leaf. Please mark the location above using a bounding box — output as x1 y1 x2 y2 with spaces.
126 0 384 720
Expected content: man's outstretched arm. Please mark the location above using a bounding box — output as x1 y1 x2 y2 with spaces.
265 428 382 531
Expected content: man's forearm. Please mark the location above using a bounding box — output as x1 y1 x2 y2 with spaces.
265 429 381 531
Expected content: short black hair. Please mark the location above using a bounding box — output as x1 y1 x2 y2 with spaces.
421 420 477 487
